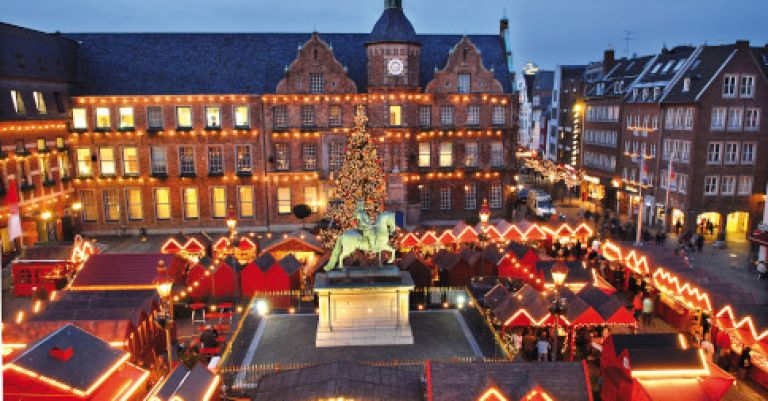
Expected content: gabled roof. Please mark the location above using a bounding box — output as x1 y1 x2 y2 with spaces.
662 44 738 103
278 254 302 275
751 46 768 79
534 261 590 283
18 245 74 262
27 289 157 324
610 333 680 357
253 253 277 272
484 284 510 309
151 363 218 401
369 5 417 44
0 22 79 82
506 242 534 260
71 253 177 289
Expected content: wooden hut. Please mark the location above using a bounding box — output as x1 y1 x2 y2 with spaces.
240 253 277 296
397 251 434 288
435 253 474 286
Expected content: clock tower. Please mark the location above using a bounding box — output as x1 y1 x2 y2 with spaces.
366 0 421 90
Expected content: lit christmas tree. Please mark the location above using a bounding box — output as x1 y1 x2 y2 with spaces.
320 105 387 247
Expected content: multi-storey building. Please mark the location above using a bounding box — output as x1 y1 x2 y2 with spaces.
0 23 79 247
547 65 586 166
0 1 517 236
517 63 554 154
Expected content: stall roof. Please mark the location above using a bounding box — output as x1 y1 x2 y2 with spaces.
253 253 277 272
260 229 324 254
18 245 74 262
151 363 218 401
70 253 179 289
278 254 302 275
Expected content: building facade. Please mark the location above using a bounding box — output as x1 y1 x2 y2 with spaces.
547 65 586 166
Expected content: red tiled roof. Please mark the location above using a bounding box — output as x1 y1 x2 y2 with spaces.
71 254 176 289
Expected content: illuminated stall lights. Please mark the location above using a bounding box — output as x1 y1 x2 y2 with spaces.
630 350 710 379
652 268 712 311
715 305 768 342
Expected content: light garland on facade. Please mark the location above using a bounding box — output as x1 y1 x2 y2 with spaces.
415 130 503 140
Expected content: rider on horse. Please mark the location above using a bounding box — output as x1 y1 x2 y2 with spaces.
355 200 374 248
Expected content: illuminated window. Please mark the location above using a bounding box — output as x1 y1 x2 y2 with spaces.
211 186 226 218
99 147 116 176
10 90 26 114
302 143 317 170
419 105 432 126
39 154 50 181
154 188 171 220
32 91 46 114
439 187 451 210
329 141 345 171
420 186 430 210
309 73 324 94
273 106 288 128
301 105 316 127
329 105 342 127
208 146 224 175
103 189 120 222
275 143 290 171
147 106 163 130
176 106 192 128
58 153 70 178
76 148 93 177
121 147 139 176
277 187 291 214
118 107 134 129
95 107 111 130
418 142 431 167
205 106 221 128
80 190 98 222
72 108 87 130
126 188 143 220
389 105 402 126
465 142 478 167
457 73 471 94
464 183 476 209
440 106 454 126
234 105 249 128
238 186 254 218
236 145 252 174
151 147 167 175
490 142 504 166
490 183 502 208
36 138 47 152
179 146 195 175
439 142 453 167
304 186 318 212
492 105 506 125
467 104 480 125
182 187 199 219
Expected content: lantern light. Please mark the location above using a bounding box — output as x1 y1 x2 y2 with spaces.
551 262 569 288
479 198 491 225
154 260 173 299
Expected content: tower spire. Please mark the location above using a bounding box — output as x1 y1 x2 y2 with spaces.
385 0 402 9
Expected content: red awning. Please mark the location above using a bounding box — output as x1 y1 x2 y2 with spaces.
748 229 768 247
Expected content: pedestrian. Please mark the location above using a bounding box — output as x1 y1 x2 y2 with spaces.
696 234 704 252
642 293 654 327
632 293 643 322
706 220 715 236
511 329 523 353
738 347 752 380
674 220 682 235
700 335 715 362
536 336 551 362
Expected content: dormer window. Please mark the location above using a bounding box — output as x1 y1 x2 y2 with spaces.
653 87 661 100
642 88 649 101
682 78 691 92
632 89 638 101
596 83 604 96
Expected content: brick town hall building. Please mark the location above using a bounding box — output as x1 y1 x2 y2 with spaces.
0 0 518 242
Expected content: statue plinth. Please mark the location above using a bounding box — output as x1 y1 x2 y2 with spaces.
314 266 414 347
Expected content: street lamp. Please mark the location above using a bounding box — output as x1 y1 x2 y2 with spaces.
550 262 569 361
226 205 237 238
479 199 491 273
71 202 82 236
154 260 174 373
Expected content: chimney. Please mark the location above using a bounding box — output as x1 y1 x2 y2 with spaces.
49 346 74 362
603 49 615 74
735 40 750 49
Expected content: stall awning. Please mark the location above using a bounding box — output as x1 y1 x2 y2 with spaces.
748 229 768 247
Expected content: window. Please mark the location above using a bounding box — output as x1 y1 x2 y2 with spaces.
95 107 111 130
208 146 224 175
273 106 288 128
58 153 70 178
211 186 226 218
740 75 754 98
741 142 755 164
205 106 221 128
300 105 315 127
706 142 722 164
704 176 719 195
492 105 506 125
683 78 690 92
465 142 478 167
186 187 202 219
309 73 324 94
738 176 753 195
389 105 402 126
418 142 431 167
720 176 736 195
237 186 255 218
664 111 673 129
10 90 29 116
118 107 134 129
723 74 737 97
436 142 452 167
467 104 480 125
678 174 688 194
236 145 252 174
179 146 195 175
36 138 47 152
176 106 192 128
32 91 46 114
684 108 694 129
681 141 691 163
304 187 318 212
72 108 87 130
440 106 454 126
674 109 684 129
420 186 430 210
464 183 476 209
234 105 250 128
154 188 171 220
419 105 431 126
329 105 342 127
99 147 116 176
151 147 167 175
80 190 98 222
277 187 291 214
727 108 743 130
490 142 504 167
439 187 451 210
710 108 726 130
126 188 143 220
76 148 93 177
724 142 739 164
457 73 471 93
99 189 119 222
329 141 345 171
490 183 502 208
745 108 760 130
147 106 163 130
53 92 64 113
275 143 290 171
302 143 317 170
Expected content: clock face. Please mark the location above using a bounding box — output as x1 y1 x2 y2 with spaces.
387 58 404 76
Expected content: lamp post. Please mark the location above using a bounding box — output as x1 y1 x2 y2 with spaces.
226 204 238 239
550 262 569 361
479 199 491 273
72 202 82 236
154 260 174 373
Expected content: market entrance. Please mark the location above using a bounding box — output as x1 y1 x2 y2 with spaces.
726 211 749 238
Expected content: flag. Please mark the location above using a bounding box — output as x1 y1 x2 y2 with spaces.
668 163 677 191
6 178 22 241
639 156 650 186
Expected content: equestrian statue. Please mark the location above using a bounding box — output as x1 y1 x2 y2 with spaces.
324 200 398 271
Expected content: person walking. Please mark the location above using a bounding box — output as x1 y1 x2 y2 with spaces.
674 220 683 235
696 233 704 252
632 293 643 323
642 293 654 327
536 336 551 362
706 220 715 236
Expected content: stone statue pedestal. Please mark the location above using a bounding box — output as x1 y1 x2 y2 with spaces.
314 266 414 347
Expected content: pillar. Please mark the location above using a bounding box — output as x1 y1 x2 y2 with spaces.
715 212 726 245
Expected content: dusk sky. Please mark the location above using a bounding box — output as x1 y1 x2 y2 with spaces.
4 0 768 72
